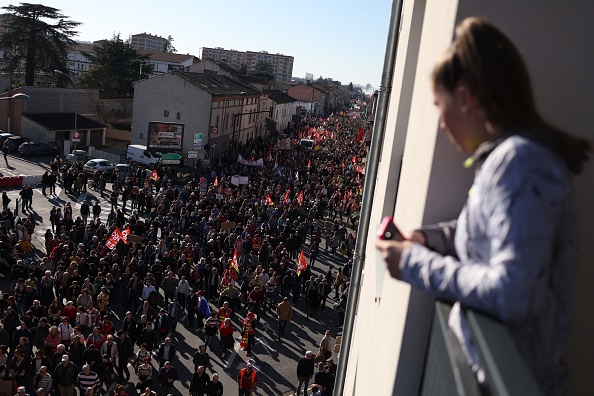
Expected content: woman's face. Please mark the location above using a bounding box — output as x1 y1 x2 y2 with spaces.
432 84 489 153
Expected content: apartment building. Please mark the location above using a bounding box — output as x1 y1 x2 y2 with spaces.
201 47 294 82
130 32 168 52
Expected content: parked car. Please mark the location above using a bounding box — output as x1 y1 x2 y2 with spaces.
18 142 58 157
83 159 116 174
4 136 32 152
115 163 131 175
0 132 14 146
64 150 89 165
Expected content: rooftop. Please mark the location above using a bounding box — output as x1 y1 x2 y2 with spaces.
23 113 107 131
172 72 260 96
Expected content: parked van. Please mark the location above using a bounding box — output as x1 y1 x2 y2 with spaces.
299 139 315 149
126 144 161 167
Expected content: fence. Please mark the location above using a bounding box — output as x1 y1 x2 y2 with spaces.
88 147 123 164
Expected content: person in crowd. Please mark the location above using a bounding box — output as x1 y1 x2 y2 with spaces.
237 361 257 396
189 365 210 396
276 296 293 340
54 354 78 396
295 351 316 396
156 337 176 368
157 361 178 390
375 17 590 396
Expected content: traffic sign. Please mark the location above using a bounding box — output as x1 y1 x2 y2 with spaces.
161 153 181 160
72 131 81 143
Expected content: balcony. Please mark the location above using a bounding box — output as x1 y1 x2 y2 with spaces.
421 301 542 395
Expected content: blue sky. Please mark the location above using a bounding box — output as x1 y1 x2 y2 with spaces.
33 0 392 89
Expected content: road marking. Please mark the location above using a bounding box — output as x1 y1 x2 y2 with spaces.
256 337 277 355
224 338 241 368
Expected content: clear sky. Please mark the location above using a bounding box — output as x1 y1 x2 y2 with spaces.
26 0 392 89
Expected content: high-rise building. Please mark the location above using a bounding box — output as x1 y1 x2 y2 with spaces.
130 33 168 52
201 47 294 82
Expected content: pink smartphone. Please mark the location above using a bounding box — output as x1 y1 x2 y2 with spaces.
377 216 405 241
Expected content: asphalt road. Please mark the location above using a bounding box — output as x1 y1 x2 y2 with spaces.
1 155 351 396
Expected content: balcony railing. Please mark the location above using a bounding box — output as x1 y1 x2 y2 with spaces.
421 301 542 396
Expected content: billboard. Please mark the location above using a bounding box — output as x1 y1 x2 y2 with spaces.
148 122 184 150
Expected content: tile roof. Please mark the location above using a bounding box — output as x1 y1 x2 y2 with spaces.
23 113 107 131
172 72 260 96
72 42 198 64
265 90 297 104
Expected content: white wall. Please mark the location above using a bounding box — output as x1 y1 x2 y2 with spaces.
346 0 594 394
131 74 212 158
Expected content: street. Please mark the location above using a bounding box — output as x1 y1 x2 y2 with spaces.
1 152 349 396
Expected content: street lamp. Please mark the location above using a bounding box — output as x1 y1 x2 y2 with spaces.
54 69 78 151
1 93 30 133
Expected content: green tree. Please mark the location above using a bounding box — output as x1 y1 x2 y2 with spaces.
164 35 176 53
248 60 274 82
77 34 153 95
0 3 80 86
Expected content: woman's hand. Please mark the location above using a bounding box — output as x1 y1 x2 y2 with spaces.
375 240 414 280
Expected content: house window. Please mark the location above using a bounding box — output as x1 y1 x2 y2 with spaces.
177 112 181 120
164 110 169 117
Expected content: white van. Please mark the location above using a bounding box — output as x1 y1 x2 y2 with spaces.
300 139 315 149
127 144 161 167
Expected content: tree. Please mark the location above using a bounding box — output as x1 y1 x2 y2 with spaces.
164 35 177 53
77 34 153 95
0 3 81 86
248 61 274 82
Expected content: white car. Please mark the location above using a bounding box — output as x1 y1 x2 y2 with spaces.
83 159 116 174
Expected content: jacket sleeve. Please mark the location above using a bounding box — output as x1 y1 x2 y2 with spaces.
400 150 573 324
417 220 458 258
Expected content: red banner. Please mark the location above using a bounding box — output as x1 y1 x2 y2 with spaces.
104 227 123 249
297 249 308 276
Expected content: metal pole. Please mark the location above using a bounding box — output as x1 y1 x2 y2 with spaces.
333 0 405 394
74 78 78 152
7 57 13 133
310 88 314 117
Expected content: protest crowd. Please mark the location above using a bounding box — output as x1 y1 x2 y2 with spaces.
0 100 369 396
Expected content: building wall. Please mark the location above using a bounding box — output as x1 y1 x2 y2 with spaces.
20 117 53 143
201 47 294 81
22 87 99 115
131 74 212 159
345 0 594 395
201 47 247 70
130 33 167 52
246 51 294 82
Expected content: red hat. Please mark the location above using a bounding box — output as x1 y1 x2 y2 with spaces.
197 290 203 296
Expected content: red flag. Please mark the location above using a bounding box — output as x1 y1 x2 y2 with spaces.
297 249 308 276
231 248 239 273
352 156 356 163
214 176 219 187
121 226 130 244
307 159 311 168
357 127 364 144
283 189 290 205
265 194 273 205
104 227 122 249
297 191 304 205
150 170 159 181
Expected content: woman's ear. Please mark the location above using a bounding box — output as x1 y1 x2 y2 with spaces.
454 85 476 113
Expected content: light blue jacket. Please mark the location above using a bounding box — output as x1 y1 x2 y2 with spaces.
401 135 576 395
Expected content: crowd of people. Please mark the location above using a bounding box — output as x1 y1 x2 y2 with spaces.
0 102 369 396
